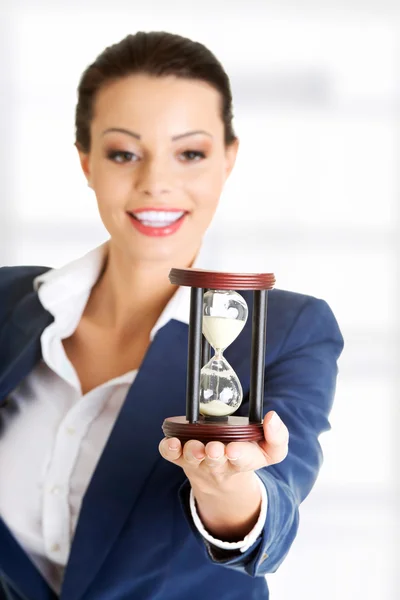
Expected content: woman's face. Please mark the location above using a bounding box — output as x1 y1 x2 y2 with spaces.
78 74 238 266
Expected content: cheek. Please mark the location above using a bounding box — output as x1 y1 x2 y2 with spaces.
92 166 131 207
186 168 226 210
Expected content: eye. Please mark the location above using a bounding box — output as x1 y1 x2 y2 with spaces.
179 150 206 162
107 150 139 164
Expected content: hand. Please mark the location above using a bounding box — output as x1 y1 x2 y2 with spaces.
159 411 288 540
158 410 289 492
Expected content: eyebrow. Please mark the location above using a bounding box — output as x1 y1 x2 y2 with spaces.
102 128 213 141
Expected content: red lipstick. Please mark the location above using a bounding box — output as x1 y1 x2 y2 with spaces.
127 208 187 237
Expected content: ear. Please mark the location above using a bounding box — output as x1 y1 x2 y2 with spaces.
224 138 239 179
75 143 92 187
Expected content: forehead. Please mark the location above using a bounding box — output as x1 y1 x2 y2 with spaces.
92 74 223 134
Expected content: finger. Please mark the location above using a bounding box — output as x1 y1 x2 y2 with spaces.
183 440 206 467
158 437 183 462
260 411 289 465
225 441 268 472
204 441 228 469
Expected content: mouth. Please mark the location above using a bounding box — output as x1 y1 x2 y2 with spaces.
127 208 188 237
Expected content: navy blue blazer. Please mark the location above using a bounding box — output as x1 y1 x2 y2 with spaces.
0 266 343 600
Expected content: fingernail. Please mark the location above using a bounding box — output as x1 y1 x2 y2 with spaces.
168 443 179 451
268 412 281 432
207 451 223 460
226 443 242 460
228 454 241 461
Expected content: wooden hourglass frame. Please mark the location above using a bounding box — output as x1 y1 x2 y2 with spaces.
162 269 276 444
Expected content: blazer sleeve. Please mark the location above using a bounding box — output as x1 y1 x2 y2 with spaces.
178 296 344 577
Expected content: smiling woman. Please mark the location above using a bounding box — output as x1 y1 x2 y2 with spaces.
0 31 343 600
78 72 238 269
79 73 237 261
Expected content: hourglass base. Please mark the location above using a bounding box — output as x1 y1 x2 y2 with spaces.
162 415 264 444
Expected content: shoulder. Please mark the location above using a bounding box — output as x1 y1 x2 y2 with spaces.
263 288 344 360
268 287 336 324
0 265 51 323
0 265 50 292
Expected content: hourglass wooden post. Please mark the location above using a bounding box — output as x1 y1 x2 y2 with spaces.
162 269 276 444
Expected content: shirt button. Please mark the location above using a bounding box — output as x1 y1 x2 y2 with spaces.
66 427 76 435
50 485 61 495
51 543 61 552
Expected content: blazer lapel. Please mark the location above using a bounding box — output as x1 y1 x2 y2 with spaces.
61 319 190 600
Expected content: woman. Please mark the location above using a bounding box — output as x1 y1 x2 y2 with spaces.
0 32 343 600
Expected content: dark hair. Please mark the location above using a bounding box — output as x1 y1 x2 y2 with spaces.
75 31 236 153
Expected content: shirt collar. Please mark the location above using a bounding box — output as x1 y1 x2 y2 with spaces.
32 240 211 336
33 243 108 297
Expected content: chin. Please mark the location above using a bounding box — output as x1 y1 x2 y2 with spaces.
108 221 202 267
121 240 196 268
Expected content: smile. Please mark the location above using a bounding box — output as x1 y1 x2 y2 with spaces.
127 208 188 237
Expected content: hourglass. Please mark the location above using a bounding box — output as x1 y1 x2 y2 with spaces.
162 269 276 444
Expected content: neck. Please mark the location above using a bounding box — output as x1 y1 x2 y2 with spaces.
85 239 199 333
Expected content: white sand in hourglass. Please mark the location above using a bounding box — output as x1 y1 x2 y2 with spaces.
200 401 233 416
202 316 245 350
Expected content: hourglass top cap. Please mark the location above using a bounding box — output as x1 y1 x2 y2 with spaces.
169 268 276 290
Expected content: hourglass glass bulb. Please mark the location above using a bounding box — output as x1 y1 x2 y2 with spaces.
202 290 248 350
200 355 243 417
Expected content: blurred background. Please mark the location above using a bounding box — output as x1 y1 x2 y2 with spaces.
0 0 398 598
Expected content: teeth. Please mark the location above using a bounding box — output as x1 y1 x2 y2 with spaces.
132 210 185 225
132 210 185 227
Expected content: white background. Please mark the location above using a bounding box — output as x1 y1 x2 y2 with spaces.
0 1 399 598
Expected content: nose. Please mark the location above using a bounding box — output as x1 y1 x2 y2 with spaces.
134 156 173 198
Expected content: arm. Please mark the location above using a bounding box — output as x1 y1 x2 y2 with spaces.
178 296 344 576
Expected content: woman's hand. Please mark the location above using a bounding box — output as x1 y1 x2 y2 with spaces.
159 411 288 485
158 411 289 541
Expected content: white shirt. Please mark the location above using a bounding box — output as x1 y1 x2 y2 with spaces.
0 243 267 594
